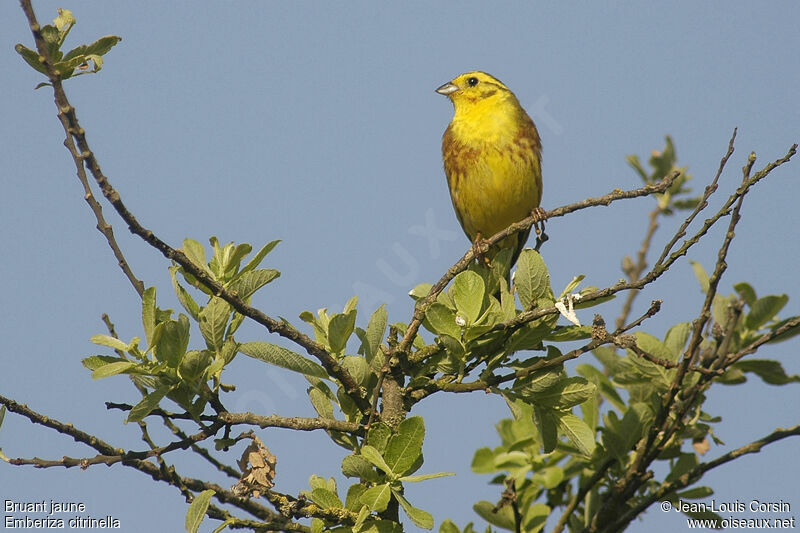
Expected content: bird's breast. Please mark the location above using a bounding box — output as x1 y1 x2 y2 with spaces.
442 119 542 241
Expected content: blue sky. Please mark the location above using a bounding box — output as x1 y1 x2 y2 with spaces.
2 2 799 532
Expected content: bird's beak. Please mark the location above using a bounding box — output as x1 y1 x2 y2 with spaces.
435 81 459 96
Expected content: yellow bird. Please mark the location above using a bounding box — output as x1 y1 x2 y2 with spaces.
436 71 543 269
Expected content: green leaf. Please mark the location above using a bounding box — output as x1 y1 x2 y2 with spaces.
581 392 599 435
360 445 393 476
183 239 209 272
199 298 231 351
400 471 455 482
664 322 691 359
515 249 552 309
346 485 369 512
439 520 460 533
734 282 757 306
494 451 528 469
471 447 495 474
602 403 652 464
452 271 485 325
359 483 391 512
424 303 461 338
556 412 596 456
239 341 328 378
40 24 62 63
342 455 382 482
533 406 559 453
342 356 370 387
689 261 709 293
409 283 433 301
513 365 564 394
142 286 157 346
665 452 699 483
90 334 130 353
559 274 585 299
534 377 595 409
732 359 800 385
329 310 357 354
127 385 171 422
154 315 190 367
626 154 648 182
532 466 564 489
523 503 550 533
79 35 121 58
635 331 677 362
53 9 75 40
503 324 547 355
170 267 200 321
746 294 788 330
473 500 515 530
92 360 136 379
768 317 800 343
544 325 592 341
367 423 392 453
15 44 47 75
310 487 343 509
229 269 280 299
384 416 425 476
335 389 359 426
309 474 336 492
362 305 387 371
227 309 246 338
392 488 434 530
185 489 214 533
179 350 213 381
576 364 625 411
343 295 359 314
712 293 733 331
210 240 252 280
308 387 335 419
678 487 714 500
239 240 280 276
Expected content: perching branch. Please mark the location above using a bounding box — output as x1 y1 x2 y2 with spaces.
396 170 682 361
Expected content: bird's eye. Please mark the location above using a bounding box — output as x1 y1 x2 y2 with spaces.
467 77 479 87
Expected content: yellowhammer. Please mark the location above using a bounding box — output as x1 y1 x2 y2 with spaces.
436 71 543 269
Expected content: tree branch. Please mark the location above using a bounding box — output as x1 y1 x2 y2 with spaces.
218 412 362 433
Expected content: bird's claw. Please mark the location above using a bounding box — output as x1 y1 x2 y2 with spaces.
531 207 549 251
472 232 491 265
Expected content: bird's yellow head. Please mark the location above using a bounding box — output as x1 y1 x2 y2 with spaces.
435 71 518 111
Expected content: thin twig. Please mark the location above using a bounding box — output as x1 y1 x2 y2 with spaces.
616 207 661 330
653 128 737 269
